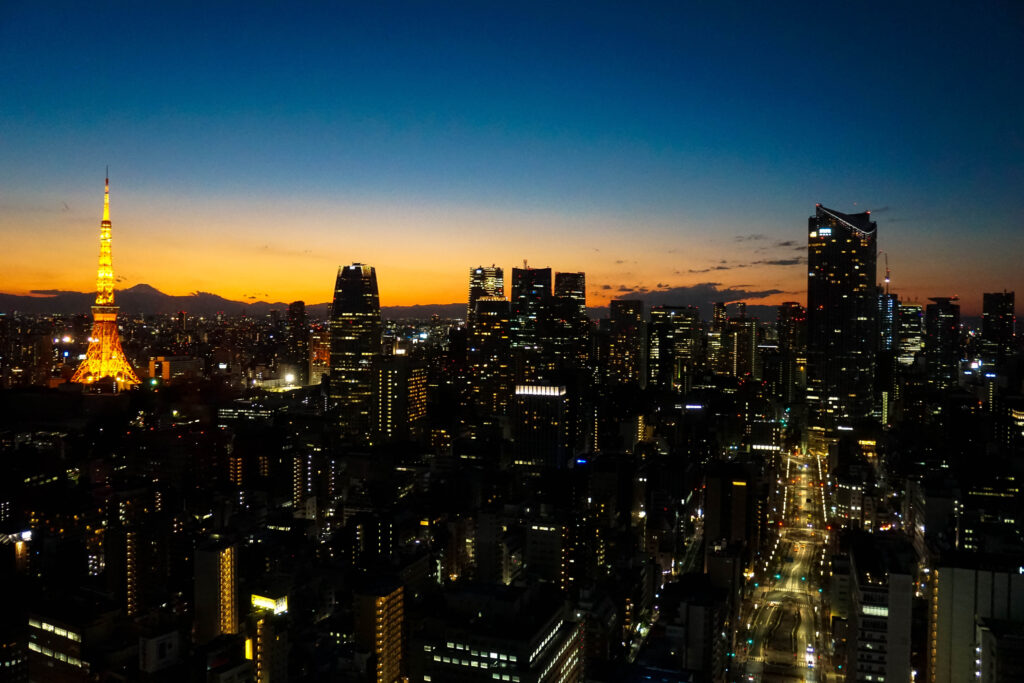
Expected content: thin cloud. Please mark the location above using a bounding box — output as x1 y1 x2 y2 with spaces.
753 257 806 266
612 282 784 310
734 234 766 242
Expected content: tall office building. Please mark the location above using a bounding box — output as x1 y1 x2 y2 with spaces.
925 297 961 390
510 266 552 350
287 300 309 385
467 265 504 326
648 306 701 390
708 302 730 375
607 300 644 386
546 271 590 371
467 297 513 416
878 292 898 352
726 313 759 379
554 272 586 315
877 292 900 424
195 538 238 645
897 303 924 366
329 264 383 439
807 204 878 423
982 291 1015 362
776 302 807 406
512 384 572 470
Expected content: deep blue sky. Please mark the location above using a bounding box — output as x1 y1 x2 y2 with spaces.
2 2 1022 310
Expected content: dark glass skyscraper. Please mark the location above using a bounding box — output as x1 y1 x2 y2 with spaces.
925 296 960 390
806 204 878 423
287 300 309 385
330 264 383 439
554 272 586 317
510 267 552 350
982 291 1015 362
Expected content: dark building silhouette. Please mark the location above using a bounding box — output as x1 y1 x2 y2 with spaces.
510 266 552 351
925 297 961 390
776 302 807 405
982 291 1016 362
546 271 590 371
286 300 309 384
329 264 383 439
807 204 878 424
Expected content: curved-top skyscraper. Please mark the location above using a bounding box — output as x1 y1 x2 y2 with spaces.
329 264 382 440
807 204 877 427
71 176 140 390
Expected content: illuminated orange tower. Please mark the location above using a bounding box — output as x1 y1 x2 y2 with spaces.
71 176 141 389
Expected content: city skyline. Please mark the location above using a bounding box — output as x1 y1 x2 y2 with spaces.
1 4 1022 314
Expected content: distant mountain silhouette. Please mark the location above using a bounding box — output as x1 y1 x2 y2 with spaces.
0 285 796 322
0 284 467 320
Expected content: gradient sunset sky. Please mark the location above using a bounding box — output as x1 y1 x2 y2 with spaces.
2 3 1022 314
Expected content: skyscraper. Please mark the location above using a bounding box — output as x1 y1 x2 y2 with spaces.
806 204 878 423
924 297 960 389
546 271 590 371
897 303 924 367
71 176 140 390
607 300 644 386
467 297 513 416
287 300 309 385
776 302 807 406
647 306 701 390
329 264 383 439
467 265 504 326
510 266 552 350
982 291 1015 362
554 272 586 316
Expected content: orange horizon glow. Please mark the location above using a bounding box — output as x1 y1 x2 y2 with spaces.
0 189 1014 316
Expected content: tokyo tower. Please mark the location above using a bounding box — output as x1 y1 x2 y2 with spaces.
71 176 141 389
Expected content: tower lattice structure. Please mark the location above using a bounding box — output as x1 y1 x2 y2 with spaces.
71 177 141 389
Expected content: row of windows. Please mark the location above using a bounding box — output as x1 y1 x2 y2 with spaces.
27 642 84 668
28 620 81 642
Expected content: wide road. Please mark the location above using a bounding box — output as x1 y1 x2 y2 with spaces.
738 449 836 683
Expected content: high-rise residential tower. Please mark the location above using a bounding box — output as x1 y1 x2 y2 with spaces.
806 204 878 423
71 177 140 390
330 264 383 439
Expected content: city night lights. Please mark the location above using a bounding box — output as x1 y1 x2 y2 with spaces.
0 4 1021 683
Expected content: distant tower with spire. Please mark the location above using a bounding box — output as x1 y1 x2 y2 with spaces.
71 175 141 389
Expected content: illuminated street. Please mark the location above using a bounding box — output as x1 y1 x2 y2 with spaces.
739 450 835 683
